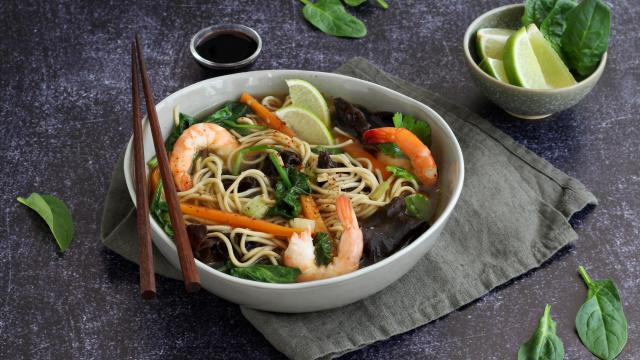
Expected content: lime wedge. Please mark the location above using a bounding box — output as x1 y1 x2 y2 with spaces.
476 28 514 59
479 58 509 83
286 79 331 126
503 27 549 89
527 24 577 88
275 106 334 145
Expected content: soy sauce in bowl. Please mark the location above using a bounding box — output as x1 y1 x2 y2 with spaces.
196 32 258 64
190 24 262 70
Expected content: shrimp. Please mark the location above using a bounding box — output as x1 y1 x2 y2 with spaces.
283 195 363 282
169 123 239 191
363 127 438 187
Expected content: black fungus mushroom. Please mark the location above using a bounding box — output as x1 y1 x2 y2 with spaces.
333 98 371 140
317 151 338 169
361 196 429 264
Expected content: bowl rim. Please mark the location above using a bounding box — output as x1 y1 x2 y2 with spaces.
463 3 607 93
189 24 262 69
124 69 465 290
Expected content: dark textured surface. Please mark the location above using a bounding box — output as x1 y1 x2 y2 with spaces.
1 0 638 359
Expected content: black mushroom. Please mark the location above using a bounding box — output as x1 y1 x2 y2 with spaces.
260 150 301 185
317 151 338 169
333 98 371 140
187 224 225 265
361 196 429 264
368 111 395 128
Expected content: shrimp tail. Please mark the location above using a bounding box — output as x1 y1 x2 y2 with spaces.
336 194 358 230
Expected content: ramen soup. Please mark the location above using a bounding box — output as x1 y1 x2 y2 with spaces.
148 80 440 284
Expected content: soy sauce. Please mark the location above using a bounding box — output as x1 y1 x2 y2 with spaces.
195 31 258 64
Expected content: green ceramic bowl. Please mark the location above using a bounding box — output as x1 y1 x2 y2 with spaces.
463 4 607 119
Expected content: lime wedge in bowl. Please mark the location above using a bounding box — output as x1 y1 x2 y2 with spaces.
476 28 514 59
275 106 334 145
527 24 576 89
286 79 331 126
479 58 509 83
503 27 549 89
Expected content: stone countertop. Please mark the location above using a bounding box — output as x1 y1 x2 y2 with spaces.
1 0 638 359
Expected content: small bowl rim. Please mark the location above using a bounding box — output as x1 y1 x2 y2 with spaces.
463 3 607 94
189 24 262 69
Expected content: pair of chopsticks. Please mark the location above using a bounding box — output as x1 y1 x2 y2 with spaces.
131 34 201 299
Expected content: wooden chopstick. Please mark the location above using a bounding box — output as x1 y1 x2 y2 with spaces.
134 34 201 293
131 41 156 299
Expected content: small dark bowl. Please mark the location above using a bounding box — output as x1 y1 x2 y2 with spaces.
190 24 262 70
463 4 607 119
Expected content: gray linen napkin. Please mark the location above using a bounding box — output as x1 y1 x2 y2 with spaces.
100 58 597 360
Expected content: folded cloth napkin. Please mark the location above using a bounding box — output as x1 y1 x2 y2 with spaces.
101 57 597 360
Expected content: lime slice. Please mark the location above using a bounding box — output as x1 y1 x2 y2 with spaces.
275 106 334 145
286 79 331 126
479 58 509 83
527 24 577 88
476 28 514 59
503 27 549 89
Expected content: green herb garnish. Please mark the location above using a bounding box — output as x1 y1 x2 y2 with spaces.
300 0 367 38
575 266 628 360
17 193 74 252
517 305 564 360
393 112 431 146
313 232 333 265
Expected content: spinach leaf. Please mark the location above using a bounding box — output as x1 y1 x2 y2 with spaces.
150 181 174 237
229 264 301 283
343 0 366 6
313 232 333 265
393 112 431 147
166 112 197 151
378 142 407 159
517 304 564 360
561 0 610 77
300 0 367 38
522 0 558 26
268 167 311 219
575 266 628 360
386 165 417 181
404 193 431 220
540 0 577 54
17 193 74 252
203 101 259 136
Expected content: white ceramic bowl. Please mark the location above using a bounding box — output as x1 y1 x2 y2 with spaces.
124 70 464 313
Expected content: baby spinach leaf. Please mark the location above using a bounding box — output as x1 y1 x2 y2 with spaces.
393 112 431 147
540 0 577 54
386 165 417 181
268 167 311 219
166 112 197 151
313 232 333 265
17 193 75 252
522 0 558 26
561 0 610 77
575 266 628 360
300 0 367 38
229 264 301 283
343 0 366 6
404 194 431 220
517 304 564 360
150 182 174 237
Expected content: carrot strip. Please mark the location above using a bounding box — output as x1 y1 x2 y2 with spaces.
300 195 328 233
180 203 303 238
336 135 391 179
240 92 296 137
